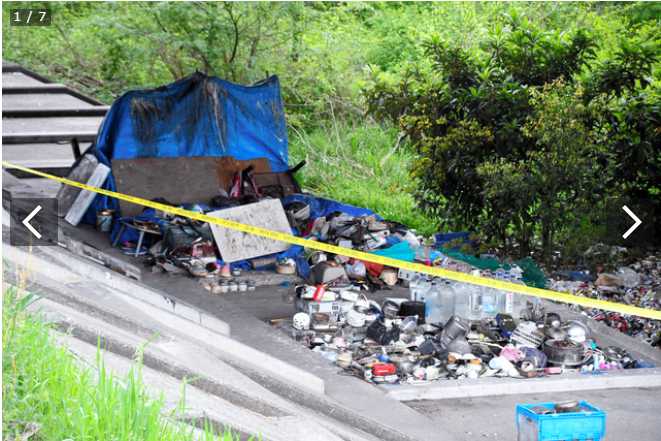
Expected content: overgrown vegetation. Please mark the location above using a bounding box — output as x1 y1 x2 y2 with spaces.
2 263 250 441
363 7 661 261
3 1 660 261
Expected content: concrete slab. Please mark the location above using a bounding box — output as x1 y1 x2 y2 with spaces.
2 116 104 134
407 387 661 441
5 177 661 441
2 93 95 109
7 177 62 198
2 72 46 87
3 143 81 162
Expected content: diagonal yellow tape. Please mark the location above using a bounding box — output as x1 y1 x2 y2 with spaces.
3 160 660 320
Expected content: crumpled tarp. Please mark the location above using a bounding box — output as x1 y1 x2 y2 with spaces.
73 71 289 224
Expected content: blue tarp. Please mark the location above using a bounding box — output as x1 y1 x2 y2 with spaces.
281 194 382 220
76 71 289 224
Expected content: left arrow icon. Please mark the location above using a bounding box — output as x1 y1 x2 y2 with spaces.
22 205 42 239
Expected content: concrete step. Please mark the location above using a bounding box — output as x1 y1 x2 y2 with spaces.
3 159 73 178
2 132 97 144
3 107 110 117
4 264 379 441
2 224 324 395
2 84 103 105
2 212 427 441
2 93 97 110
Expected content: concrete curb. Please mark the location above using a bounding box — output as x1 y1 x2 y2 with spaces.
3 231 326 395
384 368 661 401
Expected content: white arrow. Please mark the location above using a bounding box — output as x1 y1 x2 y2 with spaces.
622 205 642 239
22 205 42 239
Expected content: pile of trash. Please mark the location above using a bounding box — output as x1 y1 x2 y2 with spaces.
276 267 657 385
547 254 661 350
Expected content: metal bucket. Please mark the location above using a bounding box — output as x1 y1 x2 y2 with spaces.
96 210 113 232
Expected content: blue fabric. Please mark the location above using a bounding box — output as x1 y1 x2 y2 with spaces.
371 241 415 262
109 208 170 246
385 236 401 246
75 72 289 224
281 194 382 220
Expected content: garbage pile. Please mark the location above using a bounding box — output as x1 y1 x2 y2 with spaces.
548 254 661 350
278 267 656 385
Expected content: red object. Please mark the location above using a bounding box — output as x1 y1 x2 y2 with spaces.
313 285 326 302
360 260 384 277
373 363 396 376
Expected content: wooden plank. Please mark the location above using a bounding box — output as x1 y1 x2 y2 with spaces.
207 199 292 262
64 162 111 226
214 156 272 192
55 154 98 217
111 156 221 218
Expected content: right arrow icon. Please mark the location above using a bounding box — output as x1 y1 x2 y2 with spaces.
622 205 642 239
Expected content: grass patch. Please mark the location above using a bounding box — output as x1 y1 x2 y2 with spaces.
2 262 253 441
288 121 438 236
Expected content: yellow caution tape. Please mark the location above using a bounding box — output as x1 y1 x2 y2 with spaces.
3 160 660 321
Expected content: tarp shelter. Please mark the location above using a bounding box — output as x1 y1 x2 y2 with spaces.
74 71 289 224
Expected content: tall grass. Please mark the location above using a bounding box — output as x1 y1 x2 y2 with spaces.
2 261 252 441
288 121 438 236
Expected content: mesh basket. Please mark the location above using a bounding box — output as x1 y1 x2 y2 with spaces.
442 251 547 289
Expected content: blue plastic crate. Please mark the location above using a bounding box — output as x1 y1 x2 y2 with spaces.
517 402 606 441
433 231 475 251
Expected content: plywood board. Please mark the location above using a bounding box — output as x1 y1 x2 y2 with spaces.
65 162 111 226
207 199 292 262
215 156 271 192
111 157 221 218
55 153 97 217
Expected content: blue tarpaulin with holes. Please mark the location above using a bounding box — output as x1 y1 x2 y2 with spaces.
74 71 289 224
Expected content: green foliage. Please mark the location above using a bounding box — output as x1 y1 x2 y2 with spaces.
2 266 249 441
289 122 438 236
363 8 661 259
3 1 660 248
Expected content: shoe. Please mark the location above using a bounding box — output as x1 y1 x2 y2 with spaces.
123 246 148 256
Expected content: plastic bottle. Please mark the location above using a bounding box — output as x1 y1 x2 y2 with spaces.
467 281 484 320
482 285 499 318
498 274 515 315
416 275 433 302
509 275 527 318
439 280 456 323
453 278 470 319
425 281 443 324
409 273 422 301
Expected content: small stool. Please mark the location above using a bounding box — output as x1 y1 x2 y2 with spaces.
112 220 162 257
